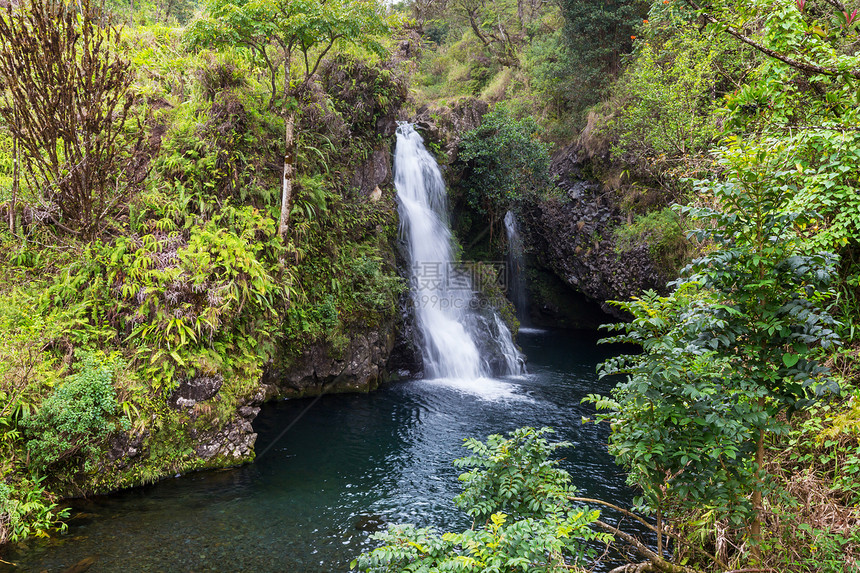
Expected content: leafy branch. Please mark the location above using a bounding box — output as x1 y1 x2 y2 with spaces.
682 0 860 79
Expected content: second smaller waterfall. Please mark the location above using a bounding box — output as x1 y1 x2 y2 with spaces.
504 211 528 324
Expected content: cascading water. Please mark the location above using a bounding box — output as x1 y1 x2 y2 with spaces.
394 123 523 378
503 210 528 323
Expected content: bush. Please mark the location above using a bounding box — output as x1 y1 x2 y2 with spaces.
458 104 551 221
23 351 120 472
0 0 135 239
0 477 68 544
613 207 688 275
353 427 610 573
601 23 727 182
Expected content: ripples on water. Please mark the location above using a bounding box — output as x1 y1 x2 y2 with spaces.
1 329 647 573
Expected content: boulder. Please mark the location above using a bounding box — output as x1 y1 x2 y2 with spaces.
263 323 399 398
169 374 224 409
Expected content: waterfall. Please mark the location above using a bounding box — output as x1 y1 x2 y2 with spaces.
503 210 528 323
394 123 523 379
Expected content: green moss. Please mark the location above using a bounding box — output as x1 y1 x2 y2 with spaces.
612 207 688 276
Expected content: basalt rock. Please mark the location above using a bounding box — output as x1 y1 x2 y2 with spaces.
190 388 263 461
263 323 398 398
105 431 147 468
387 286 424 380
169 373 224 409
412 97 489 162
351 148 392 196
191 414 258 461
521 146 669 319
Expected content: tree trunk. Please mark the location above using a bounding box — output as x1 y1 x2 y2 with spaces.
750 420 765 561
278 52 294 239
279 112 295 238
10 130 18 234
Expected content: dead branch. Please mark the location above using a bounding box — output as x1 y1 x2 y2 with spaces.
594 519 704 573
570 497 725 568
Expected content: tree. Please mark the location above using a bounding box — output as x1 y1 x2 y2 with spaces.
679 0 860 80
590 136 841 566
186 0 393 239
557 0 649 108
458 104 551 227
407 0 449 29
605 22 722 179
0 0 135 240
451 0 534 67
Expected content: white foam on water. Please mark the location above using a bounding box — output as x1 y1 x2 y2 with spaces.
518 327 549 335
417 377 534 403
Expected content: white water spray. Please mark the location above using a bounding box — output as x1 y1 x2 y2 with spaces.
394 123 523 379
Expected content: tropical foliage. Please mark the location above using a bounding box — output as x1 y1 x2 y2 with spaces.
458 104 551 220
0 0 404 546
352 427 610 573
2 0 860 570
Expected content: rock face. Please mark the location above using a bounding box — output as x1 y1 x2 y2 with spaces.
351 148 392 196
191 409 260 461
412 97 489 161
522 145 669 319
169 374 224 409
105 431 146 467
263 323 399 398
386 285 424 380
185 388 264 461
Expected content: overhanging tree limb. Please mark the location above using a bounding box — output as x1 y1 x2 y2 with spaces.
594 519 703 573
569 496 657 532
684 0 860 79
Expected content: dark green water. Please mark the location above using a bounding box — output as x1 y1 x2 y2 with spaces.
2 328 642 572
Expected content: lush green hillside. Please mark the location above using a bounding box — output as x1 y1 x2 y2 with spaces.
2 0 860 571
0 0 408 545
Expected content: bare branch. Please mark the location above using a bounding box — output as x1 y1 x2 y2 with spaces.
820 0 847 12
570 495 725 568
307 34 342 82
569 497 659 532
593 519 705 573
0 0 135 239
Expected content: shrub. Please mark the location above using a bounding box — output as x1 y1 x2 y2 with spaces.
24 351 120 472
613 207 688 275
353 427 610 573
0 0 135 239
606 24 721 178
0 477 68 544
458 103 551 221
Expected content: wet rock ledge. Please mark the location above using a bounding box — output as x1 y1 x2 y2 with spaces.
521 144 670 319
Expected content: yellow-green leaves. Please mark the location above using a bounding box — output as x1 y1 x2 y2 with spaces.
186 0 393 104
354 428 609 573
